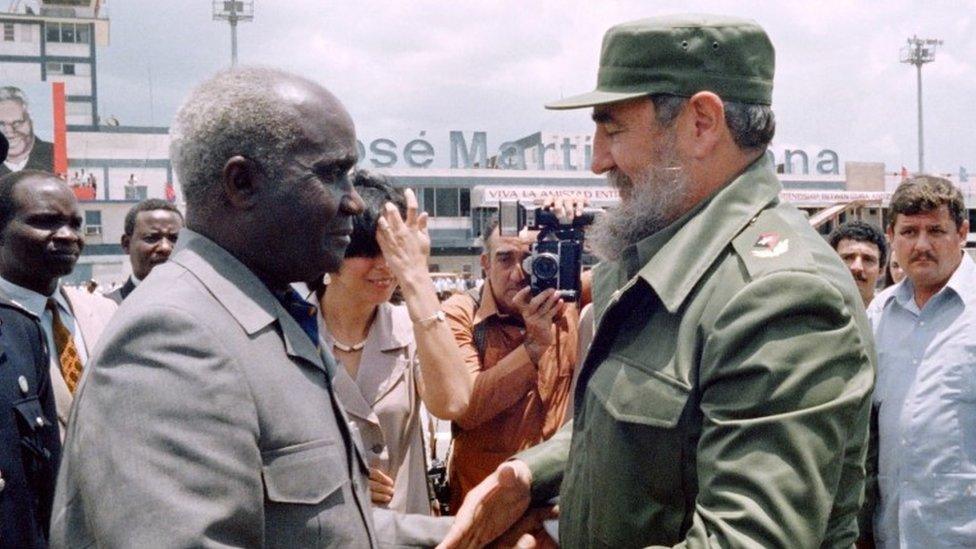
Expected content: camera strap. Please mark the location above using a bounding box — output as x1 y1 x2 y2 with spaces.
465 287 489 363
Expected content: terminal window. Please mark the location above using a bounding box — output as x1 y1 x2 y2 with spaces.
83 210 102 235
45 22 90 44
418 187 472 218
436 188 460 217
47 62 76 75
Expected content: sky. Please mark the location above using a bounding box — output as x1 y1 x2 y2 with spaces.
92 0 976 175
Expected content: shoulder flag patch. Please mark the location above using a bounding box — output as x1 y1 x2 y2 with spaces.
751 232 789 258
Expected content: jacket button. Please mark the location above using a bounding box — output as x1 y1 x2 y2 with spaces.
36 417 45 427
18 375 29 395
0 474 5 493
371 444 383 454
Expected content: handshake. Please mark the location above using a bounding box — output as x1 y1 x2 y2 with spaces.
438 460 556 549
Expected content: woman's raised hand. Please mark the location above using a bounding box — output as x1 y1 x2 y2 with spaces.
375 188 430 281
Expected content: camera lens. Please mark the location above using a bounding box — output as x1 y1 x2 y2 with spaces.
531 253 560 280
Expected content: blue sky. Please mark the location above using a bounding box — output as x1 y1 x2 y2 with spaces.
92 1 975 174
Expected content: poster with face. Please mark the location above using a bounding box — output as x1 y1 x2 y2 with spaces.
0 82 55 175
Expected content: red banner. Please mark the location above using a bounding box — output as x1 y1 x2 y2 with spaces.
52 82 67 178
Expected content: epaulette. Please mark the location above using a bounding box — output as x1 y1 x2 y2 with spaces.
731 206 816 280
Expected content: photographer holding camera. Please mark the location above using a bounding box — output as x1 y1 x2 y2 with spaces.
442 197 591 514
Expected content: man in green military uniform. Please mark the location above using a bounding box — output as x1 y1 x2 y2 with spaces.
440 15 875 548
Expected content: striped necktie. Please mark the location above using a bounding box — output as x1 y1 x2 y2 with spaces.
47 298 84 393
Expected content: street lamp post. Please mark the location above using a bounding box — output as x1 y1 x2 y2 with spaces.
213 1 254 67
900 36 942 174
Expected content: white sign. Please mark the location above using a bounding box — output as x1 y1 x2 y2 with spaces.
473 186 890 209
472 185 620 207
780 190 889 205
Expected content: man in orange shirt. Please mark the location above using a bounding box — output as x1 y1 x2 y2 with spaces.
443 212 587 512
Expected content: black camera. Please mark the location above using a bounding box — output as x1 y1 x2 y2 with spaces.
498 201 597 301
426 458 450 515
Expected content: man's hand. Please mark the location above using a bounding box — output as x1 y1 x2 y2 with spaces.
512 287 564 365
437 460 533 549
536 196 588 225
368 467 395 505
489 506 559 548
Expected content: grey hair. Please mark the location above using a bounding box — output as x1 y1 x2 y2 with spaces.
0 86 29 108
169 67 308 214
649 94 776 151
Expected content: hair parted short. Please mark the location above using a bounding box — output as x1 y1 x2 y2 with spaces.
0 169 61 234
123 198 183 237
828 220 888 267
888 175 965 229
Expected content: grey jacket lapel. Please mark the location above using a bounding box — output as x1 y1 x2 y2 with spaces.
169 230 327 375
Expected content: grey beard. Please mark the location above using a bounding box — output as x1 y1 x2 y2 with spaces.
588 165 690 262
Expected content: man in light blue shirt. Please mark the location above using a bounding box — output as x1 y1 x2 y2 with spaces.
865 175 974 547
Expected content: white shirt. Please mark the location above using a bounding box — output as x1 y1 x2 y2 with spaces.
867 252 976 547
3 157 28 172
0 277 90 372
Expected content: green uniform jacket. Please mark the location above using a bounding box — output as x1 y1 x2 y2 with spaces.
518 156 876 548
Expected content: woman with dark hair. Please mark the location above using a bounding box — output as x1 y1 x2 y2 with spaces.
883 253 906 288
315 170 469 515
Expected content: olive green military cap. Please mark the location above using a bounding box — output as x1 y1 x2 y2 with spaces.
546 14 775 110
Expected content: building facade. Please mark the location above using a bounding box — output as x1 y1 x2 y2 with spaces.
0 0 108 126
3 2 974 287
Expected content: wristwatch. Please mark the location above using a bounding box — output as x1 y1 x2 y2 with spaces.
416 310 446 327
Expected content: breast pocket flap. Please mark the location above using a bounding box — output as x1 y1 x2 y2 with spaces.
590 356 691 428
262 439 346 505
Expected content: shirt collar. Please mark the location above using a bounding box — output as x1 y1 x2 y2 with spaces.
943 251 976 303
0 275 70 319
891 277 918 314
893 251 975 311
472 279 502 326
635 154 781 313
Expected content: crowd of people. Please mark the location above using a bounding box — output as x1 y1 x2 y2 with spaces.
0 13 972 549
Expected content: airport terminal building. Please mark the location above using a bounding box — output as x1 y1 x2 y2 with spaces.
3 1 974 286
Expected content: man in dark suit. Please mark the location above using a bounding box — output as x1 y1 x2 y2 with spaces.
0 135 61 549
0 171 118 435
105 198 184 304
52 67 453 547
0 87 54 177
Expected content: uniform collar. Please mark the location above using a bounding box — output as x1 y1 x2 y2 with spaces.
636 154 781 313
621 190 708 279
0 275 71 319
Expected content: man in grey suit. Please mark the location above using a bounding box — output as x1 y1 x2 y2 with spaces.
51 67 451 547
